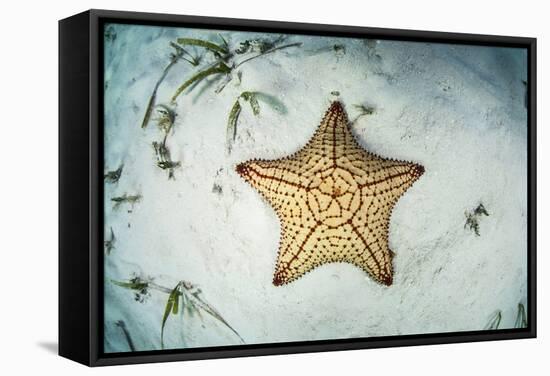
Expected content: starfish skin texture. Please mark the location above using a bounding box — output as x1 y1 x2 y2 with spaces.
236 101 424 286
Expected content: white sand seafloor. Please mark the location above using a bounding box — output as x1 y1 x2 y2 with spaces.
102 24 528 353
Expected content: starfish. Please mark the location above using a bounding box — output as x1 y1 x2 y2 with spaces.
236 101 424 286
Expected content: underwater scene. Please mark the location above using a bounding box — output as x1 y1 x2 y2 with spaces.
103 22 528 353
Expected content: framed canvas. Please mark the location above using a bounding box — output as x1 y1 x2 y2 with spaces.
59 9 537 366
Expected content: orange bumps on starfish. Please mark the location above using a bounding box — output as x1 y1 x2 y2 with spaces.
236 101 424 286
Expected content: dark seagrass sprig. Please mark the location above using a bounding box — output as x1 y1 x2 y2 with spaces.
111 193 142 211
112 276 245 349
484 310 502 330
141 42 199 129
104 227 116 255
464 203 490 236
104 164 124 184
171 34 301 102
226 91 288 154
514 303 528 328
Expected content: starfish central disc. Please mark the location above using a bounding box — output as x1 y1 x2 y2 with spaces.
236 101 424 286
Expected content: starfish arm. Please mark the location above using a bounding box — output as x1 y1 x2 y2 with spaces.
273 221 352 286
362 160 424 202
236 159 306 211
351 160 423 285
273 224 319 285
294 101 357 170
350 220 394 285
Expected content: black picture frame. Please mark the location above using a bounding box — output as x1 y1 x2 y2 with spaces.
59 9 537 367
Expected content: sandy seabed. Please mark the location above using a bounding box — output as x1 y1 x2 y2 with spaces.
102 23 528 352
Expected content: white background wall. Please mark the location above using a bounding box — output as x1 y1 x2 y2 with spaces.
0 0 546 374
